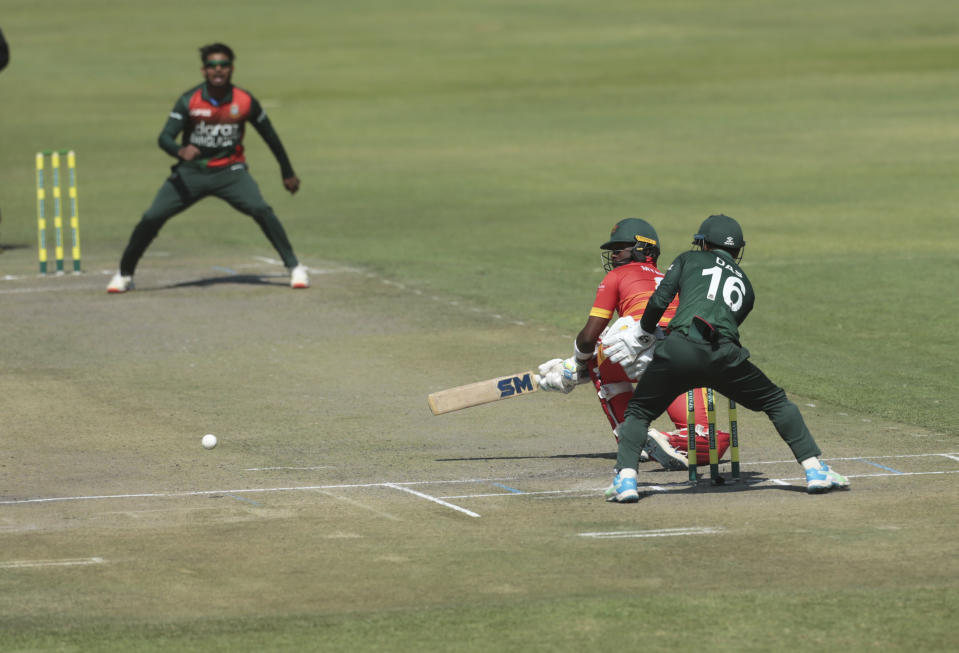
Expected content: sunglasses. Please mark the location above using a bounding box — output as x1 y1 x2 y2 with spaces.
204 59 232 69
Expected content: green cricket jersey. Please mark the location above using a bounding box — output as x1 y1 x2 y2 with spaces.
640 249 754 343
157 83 295 178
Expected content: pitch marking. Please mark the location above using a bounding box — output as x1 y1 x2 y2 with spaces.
0 557 105 569
578 527 725 539
856 459 904 474
244 466 334 471
1 454 955 511
384 483 480 518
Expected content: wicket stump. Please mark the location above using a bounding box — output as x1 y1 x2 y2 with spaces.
35 150 82 274
687 388 741 485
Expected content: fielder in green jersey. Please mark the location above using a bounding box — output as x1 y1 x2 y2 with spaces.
107 42 309 293
602 214 850 502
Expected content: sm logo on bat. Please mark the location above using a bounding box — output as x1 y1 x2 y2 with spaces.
497 373 535 397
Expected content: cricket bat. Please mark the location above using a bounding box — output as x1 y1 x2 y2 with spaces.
427 370 540 415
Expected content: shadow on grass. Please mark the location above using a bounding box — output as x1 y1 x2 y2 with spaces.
671 471 809 493
152 274 287 290
436 452 618 462
435 455 808 493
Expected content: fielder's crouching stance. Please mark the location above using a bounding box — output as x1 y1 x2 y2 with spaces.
537 218 729 470
602 214 850 503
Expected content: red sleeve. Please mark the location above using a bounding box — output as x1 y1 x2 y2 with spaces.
590 263 679 327
589 271 620 320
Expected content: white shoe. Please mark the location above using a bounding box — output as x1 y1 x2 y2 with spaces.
106 272 133 293
645 428 689 471
290 264 309 289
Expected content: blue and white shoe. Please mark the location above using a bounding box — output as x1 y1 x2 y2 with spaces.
805 461 850 494
605 469 639 503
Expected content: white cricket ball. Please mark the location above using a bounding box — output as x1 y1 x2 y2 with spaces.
201 434 218 450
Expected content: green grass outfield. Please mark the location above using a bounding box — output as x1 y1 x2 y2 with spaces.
0 1 957 650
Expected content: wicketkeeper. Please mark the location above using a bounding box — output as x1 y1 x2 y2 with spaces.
602 214 850 502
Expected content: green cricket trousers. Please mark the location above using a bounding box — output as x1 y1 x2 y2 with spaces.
616 330 822 470
119 163 298 275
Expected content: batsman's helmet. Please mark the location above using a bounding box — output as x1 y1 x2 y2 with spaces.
692 214 745 261
600 218 661 271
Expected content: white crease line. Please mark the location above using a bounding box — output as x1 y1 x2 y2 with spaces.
0 557 105 568
443 489 574 499
940 454 959 463
0 485 385 506
579 527 725 539
442 469 959 500
384 483 480 518
3 465 956 507
762 470 959 483
0 477 529 506
244 466 334 471
721 453 959 466
0 284 104 295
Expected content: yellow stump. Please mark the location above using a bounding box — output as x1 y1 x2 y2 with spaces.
67 151 81 272
35 150 82 274
35 153 48 274
52 151 65 274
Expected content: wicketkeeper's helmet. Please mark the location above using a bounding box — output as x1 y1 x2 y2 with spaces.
600 218 661 271
692 214 745 261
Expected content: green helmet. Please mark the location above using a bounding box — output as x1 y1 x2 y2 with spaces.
600 218 661 271
693 214 745 253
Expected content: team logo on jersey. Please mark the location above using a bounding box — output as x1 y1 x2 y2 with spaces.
230 104 240 116
189 121 238 148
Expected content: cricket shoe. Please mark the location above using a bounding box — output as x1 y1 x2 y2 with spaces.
605 468 639 503
290 264 310 289
805 461 850 494
106 272 133 293
645 428 689 471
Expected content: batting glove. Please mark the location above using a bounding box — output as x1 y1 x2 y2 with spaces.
602 326 656 366
537 358 574 393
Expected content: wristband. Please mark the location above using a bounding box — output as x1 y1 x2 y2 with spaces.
573 339 594 361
